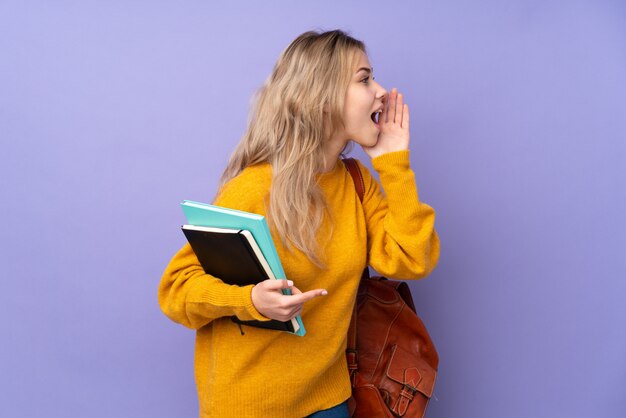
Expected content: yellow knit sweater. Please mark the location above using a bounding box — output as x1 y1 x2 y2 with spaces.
158 150 440 418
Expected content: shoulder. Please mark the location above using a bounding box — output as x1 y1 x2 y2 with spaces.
340 158 384 210
341 157 376 183
352 158 375 180
347 158 380 193
214 163 273 213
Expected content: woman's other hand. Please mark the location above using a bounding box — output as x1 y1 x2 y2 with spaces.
250 279 327 321
363 88 410 159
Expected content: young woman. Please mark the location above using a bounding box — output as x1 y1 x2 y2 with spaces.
158 29 440 418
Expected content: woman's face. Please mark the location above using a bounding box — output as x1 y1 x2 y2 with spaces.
342 51 388 148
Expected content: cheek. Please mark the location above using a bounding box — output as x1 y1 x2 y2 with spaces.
344 110 368 138
342 104 359 129
342 88 374 135
344 97 369 125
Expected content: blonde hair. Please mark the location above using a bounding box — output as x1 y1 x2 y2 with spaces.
217 29 366 268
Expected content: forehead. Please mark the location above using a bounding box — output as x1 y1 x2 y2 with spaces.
353 50 372 74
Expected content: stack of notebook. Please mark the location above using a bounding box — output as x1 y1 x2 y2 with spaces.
181 200 305 336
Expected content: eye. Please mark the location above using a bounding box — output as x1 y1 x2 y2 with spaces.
361 76 374 84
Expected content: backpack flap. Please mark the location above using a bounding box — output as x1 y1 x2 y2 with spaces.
384 344 437 416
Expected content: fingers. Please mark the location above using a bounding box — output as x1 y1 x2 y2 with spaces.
385 88 407 125
396 92 403 126
388 88 397 124
290 285 302 295
382 91 389 124
282 288 328 307
275 287 325 321
403 103 409 130
251 280 328 321
262 279 293 291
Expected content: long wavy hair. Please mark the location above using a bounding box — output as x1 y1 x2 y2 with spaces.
216 29 366 268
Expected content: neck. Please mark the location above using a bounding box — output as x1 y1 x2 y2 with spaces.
322 134 348 173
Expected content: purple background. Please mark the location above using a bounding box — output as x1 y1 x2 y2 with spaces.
1 1 625 417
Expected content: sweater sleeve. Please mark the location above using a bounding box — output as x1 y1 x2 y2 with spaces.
158 167 272 330
358 150 441 280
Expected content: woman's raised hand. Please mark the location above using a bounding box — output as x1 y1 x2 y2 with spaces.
364 87 410 159
250 279 327 322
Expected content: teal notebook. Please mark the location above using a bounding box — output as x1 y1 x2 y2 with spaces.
181 200 306 336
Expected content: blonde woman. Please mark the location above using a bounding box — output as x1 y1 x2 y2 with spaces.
158 29 440 418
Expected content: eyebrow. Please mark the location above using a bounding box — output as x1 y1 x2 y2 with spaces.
356 67 373 74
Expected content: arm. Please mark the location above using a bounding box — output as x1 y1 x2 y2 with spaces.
158 242 270 330
359 150 440 280
158 167 272 330
158 165 328 329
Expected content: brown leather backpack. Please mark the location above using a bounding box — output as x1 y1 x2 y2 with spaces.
343 158 439 418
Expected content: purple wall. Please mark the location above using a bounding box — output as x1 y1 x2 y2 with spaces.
1 1 624 417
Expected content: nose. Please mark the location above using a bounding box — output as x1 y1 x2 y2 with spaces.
377 85 388 103
376 83 388 102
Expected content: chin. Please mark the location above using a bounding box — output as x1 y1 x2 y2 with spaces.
351 133 379 148
356 138 378 148
366 135 380 147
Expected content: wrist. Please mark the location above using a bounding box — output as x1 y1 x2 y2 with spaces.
366 145 409 159
371 150 411 174
247 284 271 321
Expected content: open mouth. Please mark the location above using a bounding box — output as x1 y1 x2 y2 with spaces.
371 110 382 125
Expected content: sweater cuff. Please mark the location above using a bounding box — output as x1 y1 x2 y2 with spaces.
189 278 271 322
241 285 273 321
371 150 410 171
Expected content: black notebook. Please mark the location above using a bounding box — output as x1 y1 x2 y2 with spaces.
181 224 299 334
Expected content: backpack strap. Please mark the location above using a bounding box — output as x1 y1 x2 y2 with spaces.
343 158 365 202
342 158 369 386
343 158 369 285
